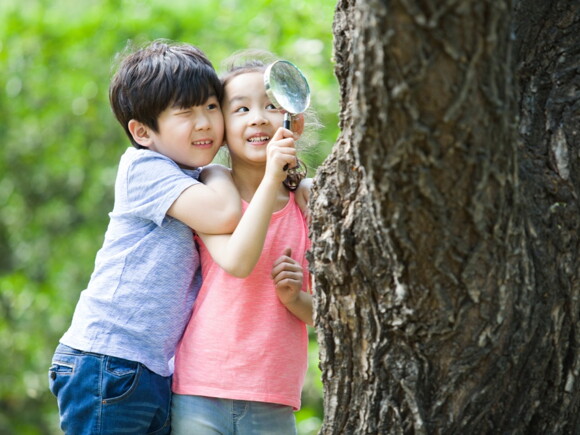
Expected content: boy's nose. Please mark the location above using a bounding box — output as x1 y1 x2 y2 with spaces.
195 114 212 130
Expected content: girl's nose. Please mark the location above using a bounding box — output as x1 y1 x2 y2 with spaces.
250 111 269 126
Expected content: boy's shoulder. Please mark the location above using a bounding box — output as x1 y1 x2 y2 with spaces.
117 147 201 193
121 146 168 165
120 147 199 176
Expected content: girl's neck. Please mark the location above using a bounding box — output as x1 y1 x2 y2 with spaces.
231 163 289 206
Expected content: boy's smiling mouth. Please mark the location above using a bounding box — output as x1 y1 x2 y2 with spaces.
192 139 214 148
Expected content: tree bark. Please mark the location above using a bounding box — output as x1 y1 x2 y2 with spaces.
309 0 580 433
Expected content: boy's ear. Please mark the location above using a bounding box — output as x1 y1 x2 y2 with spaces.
292 114 305 137
128 119 154 148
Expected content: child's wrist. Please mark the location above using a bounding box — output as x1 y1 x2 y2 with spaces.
282 292 302 309
261 174 282 190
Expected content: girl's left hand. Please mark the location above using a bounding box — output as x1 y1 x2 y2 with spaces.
272 248 303 307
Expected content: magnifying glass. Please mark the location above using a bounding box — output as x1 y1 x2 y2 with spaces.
264 60 311 131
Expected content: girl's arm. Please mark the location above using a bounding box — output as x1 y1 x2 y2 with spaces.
167 164 241 235
272 248 313 326
295 177 312 218
197 127 298 278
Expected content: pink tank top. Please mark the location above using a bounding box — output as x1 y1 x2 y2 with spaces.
172 192 310 410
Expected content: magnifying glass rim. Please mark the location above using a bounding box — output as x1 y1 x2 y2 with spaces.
264 60 311 115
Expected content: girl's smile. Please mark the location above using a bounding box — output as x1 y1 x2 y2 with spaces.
246 133 271 146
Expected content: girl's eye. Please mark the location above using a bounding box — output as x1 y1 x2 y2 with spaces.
266 103 277 110
207 103 220 111
234 106 249 113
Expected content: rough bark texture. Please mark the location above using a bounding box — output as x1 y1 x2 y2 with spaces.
309 0 580 433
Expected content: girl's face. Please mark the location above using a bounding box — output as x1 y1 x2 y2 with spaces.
222 71 284 167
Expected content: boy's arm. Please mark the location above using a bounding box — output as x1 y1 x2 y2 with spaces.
271 248 313 326
167 164 241 235
197 128 298 278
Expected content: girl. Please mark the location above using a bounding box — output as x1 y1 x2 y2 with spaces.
171 55 315 434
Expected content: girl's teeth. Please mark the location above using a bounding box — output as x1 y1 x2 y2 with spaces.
249 136 269 142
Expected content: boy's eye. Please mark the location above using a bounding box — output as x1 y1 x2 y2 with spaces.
234 106 249 113
175 109 192 116
207 103 220 110
266 103 278 110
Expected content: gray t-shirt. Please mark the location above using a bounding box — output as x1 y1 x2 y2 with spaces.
60 147 202 376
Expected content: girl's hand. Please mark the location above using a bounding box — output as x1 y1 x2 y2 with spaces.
265 127 297 183
272 247 303 307
272 247 314 325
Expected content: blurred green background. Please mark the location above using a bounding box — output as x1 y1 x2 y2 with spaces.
0 0 339 433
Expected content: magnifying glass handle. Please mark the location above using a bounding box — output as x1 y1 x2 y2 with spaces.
283 113 292 171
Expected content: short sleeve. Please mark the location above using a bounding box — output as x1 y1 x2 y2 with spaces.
123 150 200 227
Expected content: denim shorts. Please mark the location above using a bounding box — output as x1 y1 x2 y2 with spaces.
48 343 171 434
171 394 297 435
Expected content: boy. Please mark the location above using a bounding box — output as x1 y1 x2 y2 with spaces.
48 39 248 434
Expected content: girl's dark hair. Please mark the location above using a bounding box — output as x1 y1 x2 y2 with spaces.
109 39 223 148
220 50 309 191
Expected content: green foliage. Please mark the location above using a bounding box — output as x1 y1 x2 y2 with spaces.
0 0 338 433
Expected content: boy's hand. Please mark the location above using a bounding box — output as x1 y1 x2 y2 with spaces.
265 127 297 184
272 248 303 307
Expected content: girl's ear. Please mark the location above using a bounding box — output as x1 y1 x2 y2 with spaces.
128 119 154 148
292 114 305 137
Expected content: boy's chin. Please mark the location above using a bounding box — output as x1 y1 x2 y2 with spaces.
178 161 208 170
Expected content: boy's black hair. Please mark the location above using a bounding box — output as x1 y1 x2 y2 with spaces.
109 39 223 148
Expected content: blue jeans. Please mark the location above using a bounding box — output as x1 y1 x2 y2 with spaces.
171 394 297 435
48 343 171 434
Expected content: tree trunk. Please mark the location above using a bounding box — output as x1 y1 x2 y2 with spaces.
309 0 580 433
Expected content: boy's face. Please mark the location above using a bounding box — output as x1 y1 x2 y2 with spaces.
146 96 224 169
222 72 285 166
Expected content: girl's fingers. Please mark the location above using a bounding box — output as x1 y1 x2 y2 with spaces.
272 263 301 281
271 127 294 142
268 138 296 151
272 249 295 271
266 133 297 177
274 272 302 287
275 278 302 290
270 148 296 159
272 257 300 274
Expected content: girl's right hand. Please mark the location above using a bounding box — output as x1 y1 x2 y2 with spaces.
265 127 297 183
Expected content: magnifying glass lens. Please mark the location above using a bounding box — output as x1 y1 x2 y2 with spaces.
265 60 311 117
